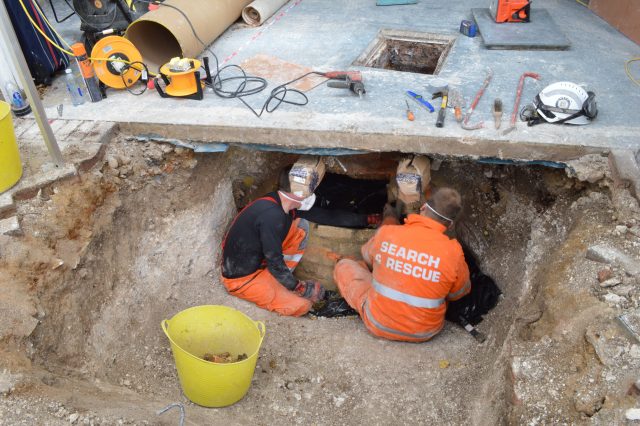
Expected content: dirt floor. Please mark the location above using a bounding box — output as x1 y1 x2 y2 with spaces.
1 136 640 425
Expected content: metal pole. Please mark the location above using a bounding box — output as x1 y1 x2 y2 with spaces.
0 1 64 167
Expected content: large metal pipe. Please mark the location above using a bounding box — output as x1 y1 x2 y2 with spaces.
125 0 253 71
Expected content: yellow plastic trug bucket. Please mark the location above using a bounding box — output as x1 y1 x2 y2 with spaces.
161 305 266 407
0 101 23 193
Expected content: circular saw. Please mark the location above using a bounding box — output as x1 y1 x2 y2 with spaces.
533 82 597 125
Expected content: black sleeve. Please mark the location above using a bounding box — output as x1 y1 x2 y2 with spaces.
298 207 368 228
257 211 298 290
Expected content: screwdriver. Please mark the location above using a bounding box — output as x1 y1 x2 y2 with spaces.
405 100 415 121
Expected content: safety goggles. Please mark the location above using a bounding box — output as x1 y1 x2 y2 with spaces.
535 91 598 123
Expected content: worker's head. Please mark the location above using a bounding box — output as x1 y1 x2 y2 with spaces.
420 187 462 226
277 166 316 211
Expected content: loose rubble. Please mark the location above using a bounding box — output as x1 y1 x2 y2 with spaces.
0 138 639 424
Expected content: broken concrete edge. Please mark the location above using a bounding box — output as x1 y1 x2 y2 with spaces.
77 123 119 173
121 124 640 202
12 165 79 202
124 128 586 164
5 122 117 202
118 122 611 163
122 123 640 204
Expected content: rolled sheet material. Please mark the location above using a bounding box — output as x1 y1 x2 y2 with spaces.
242 0 289 26
126 0 253 71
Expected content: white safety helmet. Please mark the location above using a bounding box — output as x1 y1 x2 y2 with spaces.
533 82 597 125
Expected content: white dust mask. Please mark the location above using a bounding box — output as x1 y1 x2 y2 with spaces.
297 193 316 211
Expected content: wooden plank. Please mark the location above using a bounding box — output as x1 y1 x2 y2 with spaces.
590 0 640 45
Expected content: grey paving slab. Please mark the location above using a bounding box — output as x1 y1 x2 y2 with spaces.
34 0 640 163
472 8 571 50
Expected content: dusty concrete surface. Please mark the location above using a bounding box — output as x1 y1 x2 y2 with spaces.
1 131 639 424
34 0 640 163
2 0 639 423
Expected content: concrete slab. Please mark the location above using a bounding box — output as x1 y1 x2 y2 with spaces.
35 0 640 162
472 8 571 50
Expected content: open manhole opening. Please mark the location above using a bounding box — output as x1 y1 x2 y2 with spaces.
353 29 456 75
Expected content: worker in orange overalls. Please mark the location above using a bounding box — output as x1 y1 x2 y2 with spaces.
333 187 471 342
221 167 326 317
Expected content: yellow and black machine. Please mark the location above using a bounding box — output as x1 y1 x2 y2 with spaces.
55 0 151 49
154 57 213 100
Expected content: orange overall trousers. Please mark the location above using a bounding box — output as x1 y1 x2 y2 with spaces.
333 215 471 342
222 218 311 317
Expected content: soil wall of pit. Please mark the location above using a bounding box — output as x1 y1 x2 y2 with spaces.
4 139 631 425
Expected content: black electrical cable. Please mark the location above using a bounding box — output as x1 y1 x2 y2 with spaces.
133 0 326 117
120 61 149 96
45 0 74 23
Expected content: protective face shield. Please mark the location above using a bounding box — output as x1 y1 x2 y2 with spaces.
532 82 597 125
297 193 316 211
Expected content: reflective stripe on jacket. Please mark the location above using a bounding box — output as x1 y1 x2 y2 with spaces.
362 214 471 341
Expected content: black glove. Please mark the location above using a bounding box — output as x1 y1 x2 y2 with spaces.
293 280 326 303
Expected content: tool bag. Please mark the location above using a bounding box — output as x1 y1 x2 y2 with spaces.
446 246 502 326
4 0 70 85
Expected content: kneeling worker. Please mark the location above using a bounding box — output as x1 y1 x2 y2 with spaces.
221 159 326 317
333 187 471 341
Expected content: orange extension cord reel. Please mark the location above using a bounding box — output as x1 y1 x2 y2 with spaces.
155 57 213 100
91 36 145 89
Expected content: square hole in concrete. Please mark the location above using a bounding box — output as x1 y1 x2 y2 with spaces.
354 29 456 75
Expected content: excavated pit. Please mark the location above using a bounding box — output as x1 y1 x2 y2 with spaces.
5 137 631 424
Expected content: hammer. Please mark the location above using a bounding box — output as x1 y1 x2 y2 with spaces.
432 86 449 128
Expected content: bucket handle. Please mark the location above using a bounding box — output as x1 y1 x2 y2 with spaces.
255 320 266 341
161 319 170 339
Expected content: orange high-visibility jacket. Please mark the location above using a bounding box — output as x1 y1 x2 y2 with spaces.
362 214 471 342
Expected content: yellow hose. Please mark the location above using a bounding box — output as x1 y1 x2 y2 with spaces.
31 0 72 49
17 0 73 54
17 0 154 75
626 58 640 87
